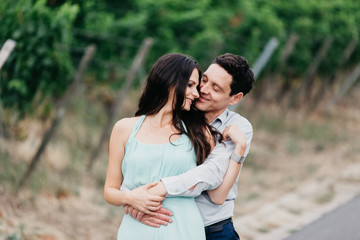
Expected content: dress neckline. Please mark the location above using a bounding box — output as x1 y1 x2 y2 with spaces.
133 115 185 146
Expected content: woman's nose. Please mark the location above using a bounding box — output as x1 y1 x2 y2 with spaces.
193 88 199 98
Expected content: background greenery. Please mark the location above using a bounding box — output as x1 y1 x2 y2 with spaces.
1 0 359 115
1 2 360 239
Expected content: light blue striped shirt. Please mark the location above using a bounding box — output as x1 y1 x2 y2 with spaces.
161 108 253 226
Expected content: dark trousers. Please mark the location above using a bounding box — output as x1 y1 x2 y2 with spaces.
205 219 240 240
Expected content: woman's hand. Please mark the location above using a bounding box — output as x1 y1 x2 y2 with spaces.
222 124 247 155
127 182 165 215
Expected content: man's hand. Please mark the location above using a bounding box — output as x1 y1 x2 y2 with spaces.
124 205 173 228
124 204 146 220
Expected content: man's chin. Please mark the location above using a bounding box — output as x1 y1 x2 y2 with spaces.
195 102 208 111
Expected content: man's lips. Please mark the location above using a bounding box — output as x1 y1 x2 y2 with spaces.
198 95 210 102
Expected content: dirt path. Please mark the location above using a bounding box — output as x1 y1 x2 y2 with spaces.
233 162 360 240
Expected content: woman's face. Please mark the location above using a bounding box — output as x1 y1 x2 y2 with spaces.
183 68 200 111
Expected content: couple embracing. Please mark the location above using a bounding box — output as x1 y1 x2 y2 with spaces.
104 52 255 240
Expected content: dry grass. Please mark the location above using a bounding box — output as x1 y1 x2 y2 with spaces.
1 86 360 240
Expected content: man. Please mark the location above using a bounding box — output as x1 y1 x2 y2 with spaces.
125 53 255 239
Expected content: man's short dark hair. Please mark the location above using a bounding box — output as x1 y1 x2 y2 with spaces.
213 53 255 96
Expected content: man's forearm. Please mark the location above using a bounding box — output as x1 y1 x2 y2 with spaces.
161 142 233 197
161 120 253 198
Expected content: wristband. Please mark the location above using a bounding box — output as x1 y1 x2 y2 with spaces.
230 152 245 164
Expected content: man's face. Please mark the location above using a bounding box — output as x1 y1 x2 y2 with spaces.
195 64 238 119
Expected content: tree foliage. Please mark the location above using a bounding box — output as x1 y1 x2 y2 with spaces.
1 0 359 115
70 0 359 76
0 0 78 115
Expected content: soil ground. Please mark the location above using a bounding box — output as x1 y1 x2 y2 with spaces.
1 89 359 240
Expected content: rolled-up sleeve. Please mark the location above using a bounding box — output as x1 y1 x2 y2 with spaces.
161 140 235 197
161 114 253 198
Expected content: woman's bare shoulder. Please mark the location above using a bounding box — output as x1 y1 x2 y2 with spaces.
114 116 141 132
110 116 141 146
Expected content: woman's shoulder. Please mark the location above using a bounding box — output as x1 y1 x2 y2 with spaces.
111 116 142 146
114 116 141 131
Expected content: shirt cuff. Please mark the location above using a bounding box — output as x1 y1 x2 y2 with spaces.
161 176 186 197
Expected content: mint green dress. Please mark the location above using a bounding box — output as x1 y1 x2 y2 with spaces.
117 115 205 240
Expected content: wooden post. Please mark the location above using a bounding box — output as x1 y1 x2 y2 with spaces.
0 40 16 69
0 39 16 138
288 36 333 109
327 63 360 110
339 38 358 66
307 38 358 114
303 36 333 100
251 37 279 78
274 34 299 102
230 37 279 111
87 37 153 170
15 45 96 194
277 33 299 71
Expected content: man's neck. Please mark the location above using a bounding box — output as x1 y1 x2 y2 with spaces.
205 108 227 124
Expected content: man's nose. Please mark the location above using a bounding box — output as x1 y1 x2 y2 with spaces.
200 82 210 94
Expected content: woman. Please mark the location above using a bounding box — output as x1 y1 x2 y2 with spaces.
104 53 220 239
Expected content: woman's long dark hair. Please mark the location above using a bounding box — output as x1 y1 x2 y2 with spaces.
136 53 220 165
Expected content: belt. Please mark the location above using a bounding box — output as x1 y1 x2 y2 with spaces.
205 218 232 233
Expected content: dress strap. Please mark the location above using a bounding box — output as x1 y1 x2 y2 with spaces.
181 120 188 133
127 115 146 142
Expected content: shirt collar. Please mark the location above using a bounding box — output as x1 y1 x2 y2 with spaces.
210 108 229 127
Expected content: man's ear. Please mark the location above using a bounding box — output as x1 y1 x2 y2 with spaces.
229 92 243 106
